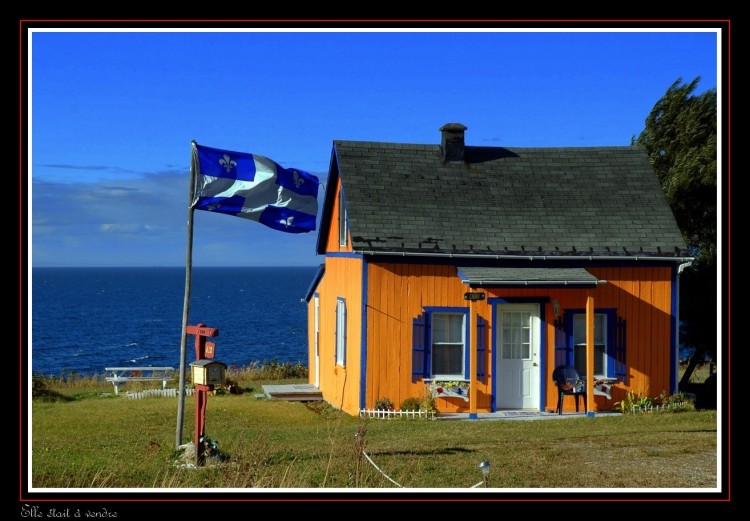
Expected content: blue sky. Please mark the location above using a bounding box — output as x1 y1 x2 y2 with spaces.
28 27 720 267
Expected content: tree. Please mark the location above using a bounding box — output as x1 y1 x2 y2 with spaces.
632 77 717 389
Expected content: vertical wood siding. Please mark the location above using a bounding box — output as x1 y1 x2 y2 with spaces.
324 178 352 253
363 263 674 414
545 266 673 411
307 256 362 415
365 263 494 412
310 259 674 415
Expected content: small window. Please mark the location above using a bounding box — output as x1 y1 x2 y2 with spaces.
573 313 606 376
335 298 346 366
338 188 348 247
431 312 465 378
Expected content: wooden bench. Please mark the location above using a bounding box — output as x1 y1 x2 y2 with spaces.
104 367 175 395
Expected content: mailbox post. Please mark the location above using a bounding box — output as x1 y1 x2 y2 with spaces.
186 323 223 466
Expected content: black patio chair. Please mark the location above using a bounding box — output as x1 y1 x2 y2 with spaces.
552 365 587 415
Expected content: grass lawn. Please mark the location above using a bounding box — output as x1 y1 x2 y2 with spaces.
29 375 719 491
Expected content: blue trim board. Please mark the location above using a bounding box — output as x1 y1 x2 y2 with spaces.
326 252 364 259
303 263 325 303
360 258 368 411
488 296 550 305
423 307 470 313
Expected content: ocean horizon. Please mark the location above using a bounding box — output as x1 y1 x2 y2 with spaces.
30 266 318 378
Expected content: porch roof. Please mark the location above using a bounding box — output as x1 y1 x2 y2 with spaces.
456 266 606 287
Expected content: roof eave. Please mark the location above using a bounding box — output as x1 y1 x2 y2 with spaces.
354 249 695 263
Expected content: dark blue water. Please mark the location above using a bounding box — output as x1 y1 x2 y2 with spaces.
30 267 317 377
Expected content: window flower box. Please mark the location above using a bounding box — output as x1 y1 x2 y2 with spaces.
426 380 470 402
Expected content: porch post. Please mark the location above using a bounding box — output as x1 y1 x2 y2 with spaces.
469 298 478 420
586 292 595 414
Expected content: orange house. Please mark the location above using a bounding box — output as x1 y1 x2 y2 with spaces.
305 123 693 417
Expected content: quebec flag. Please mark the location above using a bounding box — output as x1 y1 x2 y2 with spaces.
191 142 320 233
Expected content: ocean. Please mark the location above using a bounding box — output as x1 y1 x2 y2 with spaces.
30 267 318 377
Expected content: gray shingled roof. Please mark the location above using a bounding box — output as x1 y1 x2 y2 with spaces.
457 267 605 286
332 140 688 257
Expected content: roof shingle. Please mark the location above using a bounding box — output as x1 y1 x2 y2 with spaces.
330 139 687 258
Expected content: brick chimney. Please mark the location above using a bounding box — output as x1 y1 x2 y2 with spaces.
439 123 467 162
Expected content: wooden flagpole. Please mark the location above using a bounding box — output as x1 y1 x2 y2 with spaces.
176 140 199 449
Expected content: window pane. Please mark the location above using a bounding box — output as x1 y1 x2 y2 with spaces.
574 314 606 345
432 343 463 375
595 314 606 344
573 313 608 375
433 313 463 343
448 315 463 341
573 315 586 343
336 300 346 366
510 312 522 327
339 190 347 246
502 343 512 358
574 345 586 375
574 344 606 375
432 314 448 343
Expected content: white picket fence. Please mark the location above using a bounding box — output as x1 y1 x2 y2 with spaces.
359 408 435 420
125 387 195 400
629 401 688 413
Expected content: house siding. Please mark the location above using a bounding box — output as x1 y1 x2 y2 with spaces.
324 177 353 254
362 262 674 414
365 262 493 412
308 255 363 415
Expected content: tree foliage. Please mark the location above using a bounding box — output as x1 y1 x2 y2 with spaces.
632 77 717 387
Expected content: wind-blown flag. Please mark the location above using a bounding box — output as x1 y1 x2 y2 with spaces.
191 142 320 233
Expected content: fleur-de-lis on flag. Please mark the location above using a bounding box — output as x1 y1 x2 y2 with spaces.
219 154 237 173
281 216 295 228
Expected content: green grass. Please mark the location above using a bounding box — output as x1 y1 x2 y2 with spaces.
30 375 718 489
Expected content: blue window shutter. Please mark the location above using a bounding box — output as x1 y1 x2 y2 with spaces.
554 317 566 368
412 313 427 382
476 316 486 382
614 316 627 384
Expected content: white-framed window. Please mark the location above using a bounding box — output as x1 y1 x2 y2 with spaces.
335 298 346 366
573 313 607 376
338 188 348 247
500 310 532 360
430 312 465 378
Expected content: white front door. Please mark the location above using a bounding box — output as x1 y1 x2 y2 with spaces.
314 296 320 388
496 304 540 409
